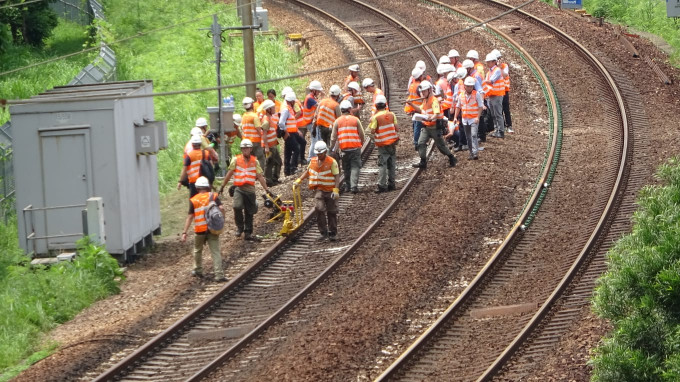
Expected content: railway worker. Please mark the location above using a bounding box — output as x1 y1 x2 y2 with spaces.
241 97 266 169
411 80 457 169
492 49 513 133
405 67 425 151
408 60 430 88
362 78 388 117
367 94 398 193
183 118 216 157
447 67 469 150
439 55 451 66
178 135 211 197
342 81 362 117
294 141 341 242
454 76 484 160
312 84 343 150
484 52 506 139
218 139 270 241
343 64 361 92
180 176 226 281
331 100 365 194
279 91 303 175
448 49 462 69
436 64 454 118
466 50 485 79
253 88 265 111
259 100 282 186
299 80 324 165
265 89 282 113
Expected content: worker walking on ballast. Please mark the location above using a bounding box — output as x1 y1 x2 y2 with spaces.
368 94 399 193
295 141 341 241
218 139 270 241
410 80 457 169
331 100 365 194
180 176 226 281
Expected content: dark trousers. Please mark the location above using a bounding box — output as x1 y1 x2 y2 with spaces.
284 133 301 175
502 92 512 128
315 190 338 235
299 125 308 163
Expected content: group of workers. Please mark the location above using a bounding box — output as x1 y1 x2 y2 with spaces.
178 47 512 280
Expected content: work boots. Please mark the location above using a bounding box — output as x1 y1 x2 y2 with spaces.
448 154 457 167
412 159 427 169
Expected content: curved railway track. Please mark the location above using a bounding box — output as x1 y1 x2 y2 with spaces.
91 0 438 380
374 0 648 380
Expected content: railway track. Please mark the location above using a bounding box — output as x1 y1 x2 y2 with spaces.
373 0 649 380
91 0 439 380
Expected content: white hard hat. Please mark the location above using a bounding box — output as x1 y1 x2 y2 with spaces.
362 78 374 88
448 49 460 58
415 60 426 70
411 67 424 78
308 80 323 91
281 86 293 97
466 50 479 60
348 64 360 72
285 91 297 102
191 127 203 136
347 81 360 92
314 140 328 154
240 138 253 148
485 52 497 62
195 117 208 127
462 59 475 69
242 96 254 105
329 84 342 96
190 134 202 144
260 99 275 111
233 114 242 126
439 55 451 65
419 80 433 91
491 49 502 59
375 94 387 105
455 67 468 79
437 64 454 75
340 100 352 110
447 72 456 82
464 77 476 86
195 176 210 188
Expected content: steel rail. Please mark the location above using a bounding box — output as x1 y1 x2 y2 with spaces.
185 0 440 378
375 0 628 380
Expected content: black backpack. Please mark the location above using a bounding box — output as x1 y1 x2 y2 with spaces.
200 150 215 185
205 193 224 235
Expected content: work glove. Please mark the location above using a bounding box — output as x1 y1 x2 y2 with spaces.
331 188 340 200
294 178 302 185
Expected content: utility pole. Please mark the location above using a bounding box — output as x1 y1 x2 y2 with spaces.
241 0 257 97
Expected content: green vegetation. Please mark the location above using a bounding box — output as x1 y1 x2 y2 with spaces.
0 232 124 381
583 0 680 63
106 0 304 193
0 0 58 47
591 157 680 381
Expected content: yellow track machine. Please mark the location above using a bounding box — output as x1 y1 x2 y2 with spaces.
263 184 304 236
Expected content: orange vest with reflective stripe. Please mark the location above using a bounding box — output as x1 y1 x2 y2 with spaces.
404 79 421 114
316 98 339 128
437 77 451 110
294 100 306 128
259 112 279 148
241 111 261 143
190 192 215 233
284 104 298 133
374 111 398 147
371 88 389 116
301 93 318 126
233 155 258 186
421 96 437 127
500 62 510 91
308 155 336 192
336 115 362 150
484 65 505 97
461 90 481 120
186 149 207 183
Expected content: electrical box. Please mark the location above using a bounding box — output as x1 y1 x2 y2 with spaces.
10 81 163 262
255 7 269 32
207 105 236 135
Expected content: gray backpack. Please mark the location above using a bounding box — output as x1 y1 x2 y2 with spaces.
205 193 224 235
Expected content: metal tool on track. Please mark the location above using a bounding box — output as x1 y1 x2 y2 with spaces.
263 184 303 236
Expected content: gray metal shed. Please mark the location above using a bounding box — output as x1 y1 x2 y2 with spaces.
10 81 167 261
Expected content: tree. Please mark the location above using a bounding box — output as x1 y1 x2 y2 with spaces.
0 0 58 47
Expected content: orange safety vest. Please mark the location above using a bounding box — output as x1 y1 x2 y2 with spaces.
336 115 362 150
308 155 336 192
484 65 505 97
421 95 438 127
284 104 298 133
259 111 279 148
241 111 261 143
500 62 510 91
460 90 481 120
437 77 451 111
343 74 359 90
373 111 399 147
371 88 389 116
190 192 216 233
404 79 422 114
301 93 318 126
294 100 306 128
186 149 208 183
316 97 339 128
233 155 258 186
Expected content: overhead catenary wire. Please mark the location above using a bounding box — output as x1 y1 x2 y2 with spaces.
6 0 535 105
0 0 46 10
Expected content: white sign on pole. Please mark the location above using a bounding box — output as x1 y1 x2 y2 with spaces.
668 0 680 17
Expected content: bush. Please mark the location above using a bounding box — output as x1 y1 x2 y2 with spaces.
592 157 680 381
